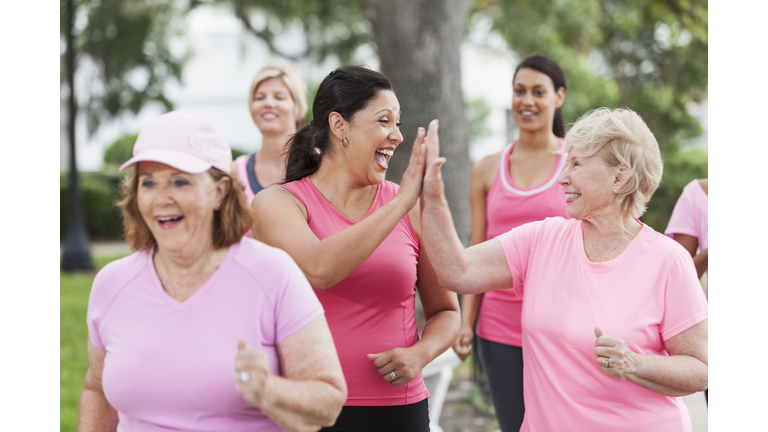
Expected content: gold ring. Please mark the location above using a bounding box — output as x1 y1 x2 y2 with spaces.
602 358 609 368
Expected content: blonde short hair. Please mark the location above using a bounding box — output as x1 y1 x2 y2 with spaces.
118 167 256 251
248 59 308 128
563 108 663 218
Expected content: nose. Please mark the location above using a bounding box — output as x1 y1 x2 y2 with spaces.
391 126 403 144
557 166 569 186
521 91 535 106
156 183 175 205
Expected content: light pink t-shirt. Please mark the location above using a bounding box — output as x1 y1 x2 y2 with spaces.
496 217 708 431
476 140 567 347
281 177 429 406
86 238 324 432
665 179 708 296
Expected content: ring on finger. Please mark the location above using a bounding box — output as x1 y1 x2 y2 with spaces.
240 370 250 383
601 357 609 368
390 371 397 381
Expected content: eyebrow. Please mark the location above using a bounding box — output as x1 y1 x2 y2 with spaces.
374 108 401 115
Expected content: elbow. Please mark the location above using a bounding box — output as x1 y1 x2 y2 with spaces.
302 265 336 291
319 384 347 428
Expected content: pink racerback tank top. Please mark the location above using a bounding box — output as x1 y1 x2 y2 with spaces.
476 140 568 347
281 177 429 406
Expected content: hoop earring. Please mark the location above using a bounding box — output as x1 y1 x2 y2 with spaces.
341 137 349 148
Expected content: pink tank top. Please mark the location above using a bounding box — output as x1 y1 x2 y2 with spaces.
476 140 567 347
281 177 429 406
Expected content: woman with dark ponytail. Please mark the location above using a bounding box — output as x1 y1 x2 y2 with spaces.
251 65 460 432
452 54 568 432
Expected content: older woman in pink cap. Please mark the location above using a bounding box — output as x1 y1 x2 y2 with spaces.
78 111 346 432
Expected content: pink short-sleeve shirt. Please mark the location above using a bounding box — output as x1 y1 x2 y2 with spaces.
86 238 324 431
665 179 708 296
496 217 708 431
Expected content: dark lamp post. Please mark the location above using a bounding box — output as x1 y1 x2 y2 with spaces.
61 0 94 271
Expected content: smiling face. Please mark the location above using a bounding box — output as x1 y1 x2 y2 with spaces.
512 67 564 134
137 161 227 254
342 90 403 185
250 77 297 137
557 147 622 220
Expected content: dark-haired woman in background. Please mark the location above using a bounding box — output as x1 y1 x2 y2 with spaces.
250 66 460 431
452 54 568 431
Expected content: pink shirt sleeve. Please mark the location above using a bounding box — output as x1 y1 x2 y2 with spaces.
659 252 709 341
269 251 325 345
665 181 699 239
495 220 544 297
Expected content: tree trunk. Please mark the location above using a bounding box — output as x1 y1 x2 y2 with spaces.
361 0 471 246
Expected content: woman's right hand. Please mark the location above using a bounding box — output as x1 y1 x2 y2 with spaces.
453 325 474 362
394 126 428 211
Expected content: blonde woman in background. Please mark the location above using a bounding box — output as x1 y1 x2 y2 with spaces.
231 59 308 204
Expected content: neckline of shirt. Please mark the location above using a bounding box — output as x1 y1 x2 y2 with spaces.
146 241 239 308
574 219 649 272
306 176 383 224
499 139 566 196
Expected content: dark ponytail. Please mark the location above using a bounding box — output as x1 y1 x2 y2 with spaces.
283 65 393 183
513 55 567 138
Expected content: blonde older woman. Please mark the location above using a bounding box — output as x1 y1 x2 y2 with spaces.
78 111 346 432
419 108 708 431
232 59 308 202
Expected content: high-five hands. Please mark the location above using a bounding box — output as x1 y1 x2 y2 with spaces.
421 120 446 202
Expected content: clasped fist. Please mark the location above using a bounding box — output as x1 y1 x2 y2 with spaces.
594 326 638 380
235 339 272 409
367 347 425 387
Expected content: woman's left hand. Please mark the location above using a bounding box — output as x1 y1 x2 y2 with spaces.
367 347 426 387
594 326 640 380
235 339 273 409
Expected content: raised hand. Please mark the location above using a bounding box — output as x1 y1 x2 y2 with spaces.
594 326 639 380
422 119 446 201
234 339 272 408
367 347 427 387
394 126 427 211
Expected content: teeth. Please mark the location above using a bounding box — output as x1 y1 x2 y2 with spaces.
158 216 181 222
521 111 535 116
566 193 581 199
376 149 393 156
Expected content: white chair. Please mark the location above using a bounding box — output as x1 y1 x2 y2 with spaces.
422 347 461 432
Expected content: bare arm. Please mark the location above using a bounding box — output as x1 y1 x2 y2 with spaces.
235 316 347 432
594 320 708 396
251 129 427 290
672 234 707 279
419 120 513 294
78 337 118 432
454 154 496 361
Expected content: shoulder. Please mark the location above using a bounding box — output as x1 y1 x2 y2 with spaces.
641 224 691 260
90 251 148 307
252 182 307 212
234 237 299 270
473 152 502 176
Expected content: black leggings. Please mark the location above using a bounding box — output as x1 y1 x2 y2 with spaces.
477 336 525 432
319 399 430 432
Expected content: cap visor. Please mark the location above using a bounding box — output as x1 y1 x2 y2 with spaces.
119 149 212 174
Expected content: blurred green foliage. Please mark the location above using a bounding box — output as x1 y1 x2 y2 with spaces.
61 0 189 135
642 149 708 231
61 172 124 241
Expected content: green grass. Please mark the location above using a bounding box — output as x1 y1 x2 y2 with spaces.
61 254 128 432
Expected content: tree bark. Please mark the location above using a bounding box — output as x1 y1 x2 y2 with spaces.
361 0 471 246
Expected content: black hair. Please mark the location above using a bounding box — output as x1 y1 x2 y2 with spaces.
513 55 567 138
283 65 393 183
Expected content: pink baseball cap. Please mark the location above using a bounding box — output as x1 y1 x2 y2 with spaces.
120 111 232 174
